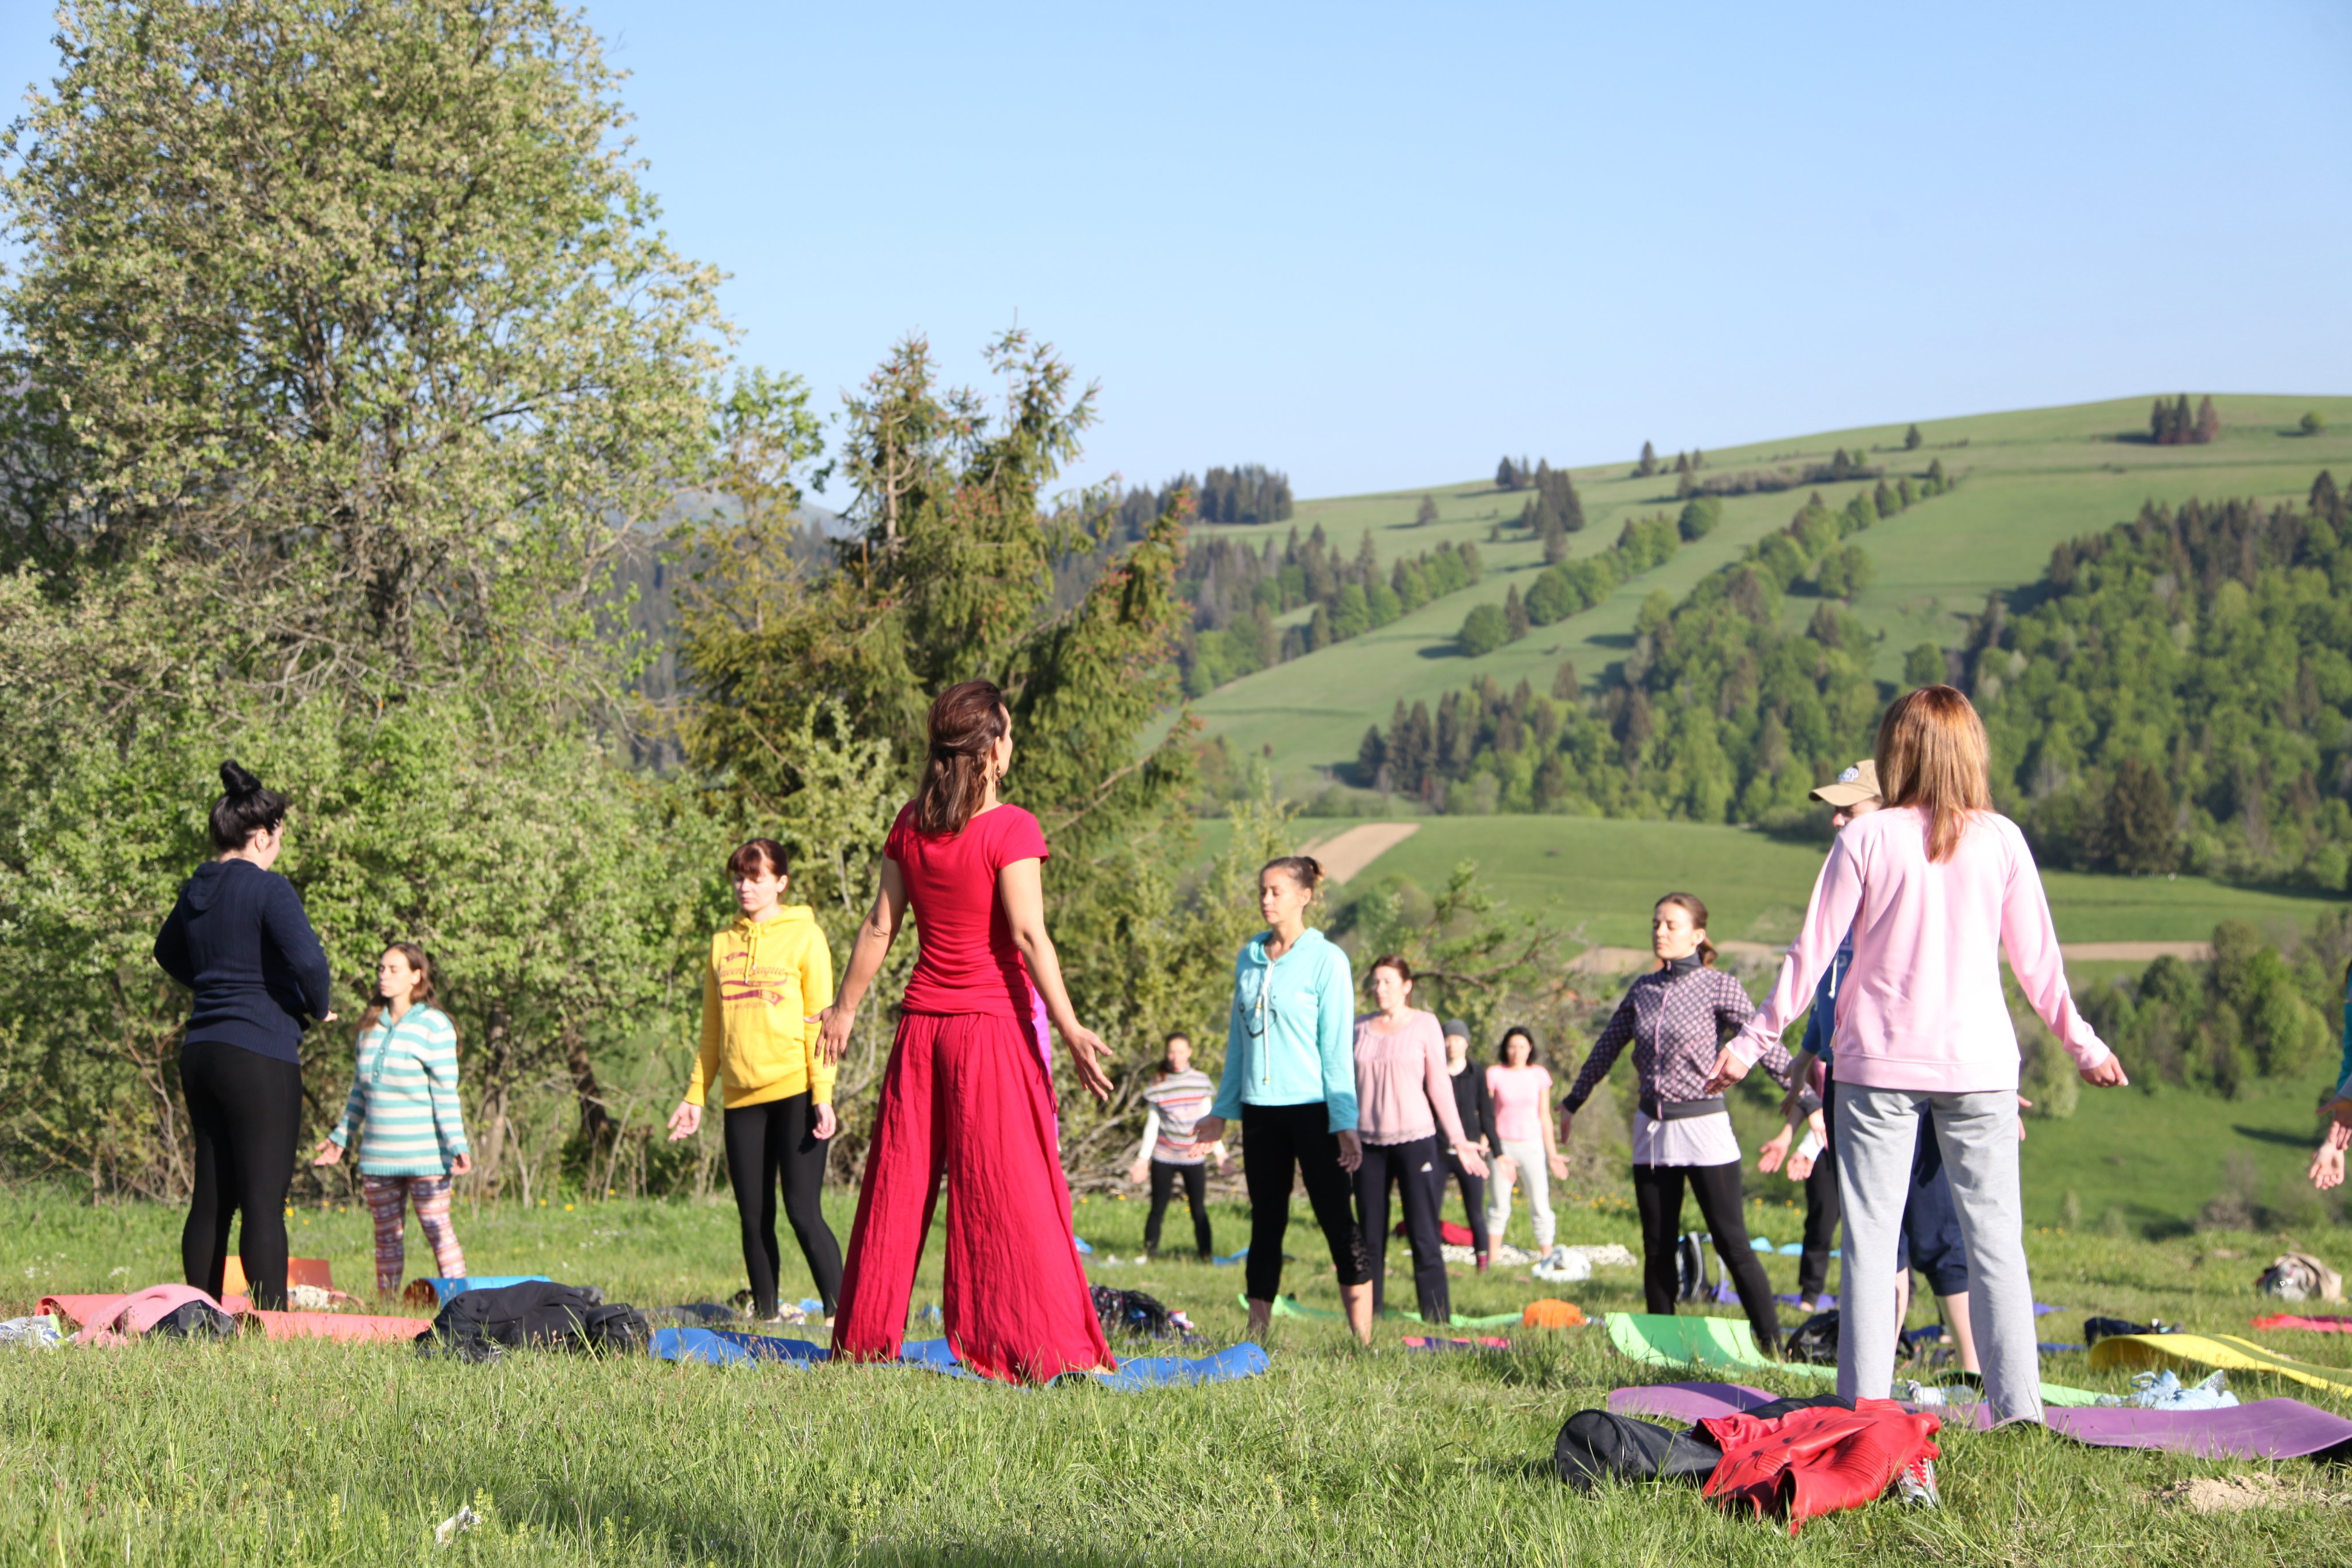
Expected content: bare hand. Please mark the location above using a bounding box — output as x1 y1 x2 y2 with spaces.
813 1103 837 1140
319 1011 340 1024
666 1099 703 1141
1336 1129 1363 1174
311 1139 343 1167
1701 1047 1748 1096
1061 1022 1114 1103
1454 1147 1489 1179
2312 1141 2346 1192
1547 1153 1569 1181
2015 1095 2031 1141
1787 1151 1816 1181
1126 1160 1149 1186
1757 1129 1792 1176
1193 1115 1226 1147
1556 1109 1575 1144
2330 1100 2352 1134
2331 1118 2352 1151
450 1152 473 1176
2079 1055 2128 1088
812 1007 855 1065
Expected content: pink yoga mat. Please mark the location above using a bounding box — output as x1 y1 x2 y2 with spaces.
1606 1382 2352 1463
240 1310 427 1343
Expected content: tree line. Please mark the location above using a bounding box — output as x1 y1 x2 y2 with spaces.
1179 526 1482 695
2149 395 2221 446
2079 915 2349 1102
1454 510 1685 656
1967 472 2352 891
1357 473 1955 815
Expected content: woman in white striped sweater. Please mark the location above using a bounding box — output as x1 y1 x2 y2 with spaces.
313 943 472 1295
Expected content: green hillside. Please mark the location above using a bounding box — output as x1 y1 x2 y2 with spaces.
1183 393 2352 793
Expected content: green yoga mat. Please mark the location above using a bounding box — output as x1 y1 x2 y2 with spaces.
1605 1312 2102 1405
1237 1293 1339 1320
1377 1307 1524 1329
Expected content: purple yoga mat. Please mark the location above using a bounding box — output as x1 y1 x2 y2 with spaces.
1978 1399 2352 1461
1607 1381 1778 1423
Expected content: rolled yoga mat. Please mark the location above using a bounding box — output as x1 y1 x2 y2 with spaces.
2089 1332 2352 1399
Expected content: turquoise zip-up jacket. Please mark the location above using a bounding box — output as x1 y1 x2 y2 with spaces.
1211 927 1358 1132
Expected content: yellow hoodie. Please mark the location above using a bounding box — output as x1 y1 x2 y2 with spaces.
689 906 836 1109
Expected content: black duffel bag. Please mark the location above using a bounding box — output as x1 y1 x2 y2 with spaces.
414 1280 649 1363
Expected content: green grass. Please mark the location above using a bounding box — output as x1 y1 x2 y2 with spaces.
1185 394 2352 793
5 1188 2352 1564
1200 813 2337 949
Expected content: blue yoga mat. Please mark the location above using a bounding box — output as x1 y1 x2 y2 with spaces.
653 1328 831 1367
417 1275 552 1303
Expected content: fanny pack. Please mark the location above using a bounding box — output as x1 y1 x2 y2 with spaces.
1638 1094 1726 1122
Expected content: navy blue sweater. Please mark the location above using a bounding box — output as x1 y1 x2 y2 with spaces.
153 859 334 1064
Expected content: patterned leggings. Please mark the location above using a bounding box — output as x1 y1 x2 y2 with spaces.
361 1174 466 1295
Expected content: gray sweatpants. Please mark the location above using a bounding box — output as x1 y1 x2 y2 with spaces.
1833 1083 2042 1423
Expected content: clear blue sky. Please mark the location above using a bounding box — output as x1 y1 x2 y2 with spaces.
5 1 2348 500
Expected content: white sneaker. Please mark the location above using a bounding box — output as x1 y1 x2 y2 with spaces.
1894 1457 1940 1507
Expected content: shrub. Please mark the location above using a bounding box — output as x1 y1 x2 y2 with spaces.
1457 602 1509 657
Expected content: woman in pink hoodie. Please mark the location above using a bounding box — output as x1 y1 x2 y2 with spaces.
1706 686 2127 1423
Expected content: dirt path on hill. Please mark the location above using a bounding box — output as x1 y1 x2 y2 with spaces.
1296 822 1421 884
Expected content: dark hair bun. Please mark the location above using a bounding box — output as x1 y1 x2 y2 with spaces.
220 759 264 797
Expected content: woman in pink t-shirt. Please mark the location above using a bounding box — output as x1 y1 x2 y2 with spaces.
816 680 1116 1384
1484 1028 1569 1256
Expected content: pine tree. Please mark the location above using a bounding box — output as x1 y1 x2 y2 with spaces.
1415 493 1439 526
2193 395 2219 444
2097 757 2178 874
1904 423 1923 450
1552 659 1580 701
1541 510 1567 565
1634 440 1658 478
1503 582 1529 641
1673 450 1690 474
1496 456 1519 490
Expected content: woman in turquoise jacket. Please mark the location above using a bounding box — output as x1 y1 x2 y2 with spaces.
1192 855 1370 1343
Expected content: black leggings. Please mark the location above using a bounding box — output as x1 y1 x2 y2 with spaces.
1446 1151 1490 1256
1797 1152 1841 1302
723 1093 843 1317
1145 1160 1212 1257
1633 1160 1781 1355
1241 1102 1369 1302
1356 1135 1450 1323
180 1041 302 1310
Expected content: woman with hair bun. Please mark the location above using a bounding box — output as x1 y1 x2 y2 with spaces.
817 680 1115 1384
1190 854 1371 1343
1559 891 1790 1355
153 761 335 1310
666 838 842 1322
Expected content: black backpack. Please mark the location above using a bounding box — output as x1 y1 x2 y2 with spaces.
150 1299 237 1339
1090 1285 1178 1341
1786 1310 1840 1366
1554 1411 1722 1490
1675 1233 1712 1304
414 1280 649 1363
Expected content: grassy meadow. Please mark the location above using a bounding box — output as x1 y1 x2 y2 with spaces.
1182 394 2352 795
6 1184 2352 1565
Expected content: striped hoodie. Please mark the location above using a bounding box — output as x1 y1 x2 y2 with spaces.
329 1004 470 1177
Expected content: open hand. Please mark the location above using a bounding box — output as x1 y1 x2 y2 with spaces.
1126 1159 1149 1186
1061 1022 1114 1103
811 1007 854 1065
1756 1128 1792 1176
1547 1153 1570 1181
2312 1141 2346 1192
310 1139 343 1167
1787 1151 1816 1181
1453 1146 1489 1179
666 1099 703 1141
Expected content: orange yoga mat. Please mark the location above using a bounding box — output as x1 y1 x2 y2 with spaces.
221 1257 335 1296
240 1309 425 1343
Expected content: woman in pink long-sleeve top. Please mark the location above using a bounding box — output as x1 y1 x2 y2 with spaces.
1706 686 2128 1423
1354 955 1488 1324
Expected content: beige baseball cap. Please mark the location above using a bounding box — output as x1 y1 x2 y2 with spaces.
1810 759 1881 808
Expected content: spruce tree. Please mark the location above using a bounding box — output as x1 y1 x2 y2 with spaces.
2193 395 2219 444
1541 511 1567 565
1503 582 1529 641
1416 494 1440 526
1904 423 1923 450
1552 659 1580 701
1634 440 1658 478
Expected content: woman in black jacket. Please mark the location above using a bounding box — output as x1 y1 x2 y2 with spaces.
1442 1019 1498 1271
153 762 335 1309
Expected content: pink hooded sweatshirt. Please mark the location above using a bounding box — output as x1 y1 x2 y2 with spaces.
1729 805 2111 1092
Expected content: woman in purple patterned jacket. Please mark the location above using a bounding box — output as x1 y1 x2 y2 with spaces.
1558 892 1793 1355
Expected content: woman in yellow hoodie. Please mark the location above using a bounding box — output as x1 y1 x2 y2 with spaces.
666 839 842 1320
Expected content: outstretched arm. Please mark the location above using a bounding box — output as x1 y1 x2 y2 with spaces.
998 857 1113 1102
814 858 910 1065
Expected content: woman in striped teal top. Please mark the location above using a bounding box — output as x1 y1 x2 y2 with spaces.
314 943 472 1294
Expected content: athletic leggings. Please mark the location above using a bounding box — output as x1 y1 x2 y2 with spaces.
179 1041 302 1310
1144 1159 1212 1257
1632 1159 1781 1355
1356 1134 1450 1323
361 1174 465 1295
1796 1153 1841 1302
1445 1149 1490 1257
724 1092 844 1317
1240 1101 1370 1303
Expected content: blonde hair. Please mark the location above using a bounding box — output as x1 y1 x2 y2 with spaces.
1874 684 1991 863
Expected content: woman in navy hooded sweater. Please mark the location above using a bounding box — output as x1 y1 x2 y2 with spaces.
153 762 335 1309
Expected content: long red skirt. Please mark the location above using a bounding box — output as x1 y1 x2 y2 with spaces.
830 1010 1113 1384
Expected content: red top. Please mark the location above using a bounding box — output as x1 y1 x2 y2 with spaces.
886 801 1050 1019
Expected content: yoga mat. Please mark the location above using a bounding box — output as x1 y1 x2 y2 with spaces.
239 1310 427 1343
2253 1313 2352 1333
409 1275 553 1306
1404 1335 1510 1351
1235 1293 1338 1320
1608 1381 1778 1422
1605 1313 1837 1381
653 1328 830 1367
38 1295 128 1332
1091 1343 1269 1389
1979 1399 2352 1460
2089 1332 2352 1399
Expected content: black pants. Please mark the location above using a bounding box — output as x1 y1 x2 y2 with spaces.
1446 1150 1490 1256
1356 1135 1450 1322
1145 1159 1212 1257
1797 1154 1841 1302
180 1041 302 1310
1241 1101 1370 1303
723 1093 844 1317
1633 1160 1781 1355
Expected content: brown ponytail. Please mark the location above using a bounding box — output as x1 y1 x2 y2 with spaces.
914 680 1009 836
1654 892 1716 967
1260 855 1324 895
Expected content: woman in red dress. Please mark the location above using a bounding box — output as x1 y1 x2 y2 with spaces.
817 679 1117 1382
